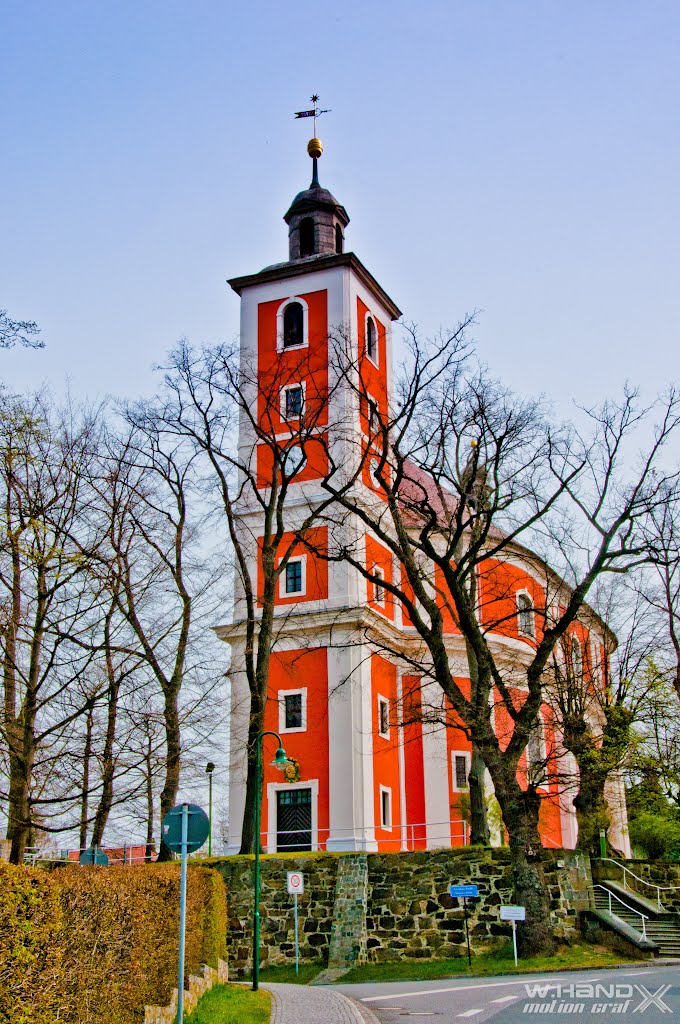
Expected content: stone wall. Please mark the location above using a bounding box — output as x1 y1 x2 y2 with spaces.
208 848 590 976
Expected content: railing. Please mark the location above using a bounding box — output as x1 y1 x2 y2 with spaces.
592 884 650 939
599 857 680 910
19 844 155 866
263 818 470 853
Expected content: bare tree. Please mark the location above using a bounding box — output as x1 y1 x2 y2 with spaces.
0 309 44 349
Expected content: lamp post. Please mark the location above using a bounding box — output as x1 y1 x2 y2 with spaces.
205 762 215 856
253 730 290 991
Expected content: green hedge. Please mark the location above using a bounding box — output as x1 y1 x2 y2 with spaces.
0 862 227 1024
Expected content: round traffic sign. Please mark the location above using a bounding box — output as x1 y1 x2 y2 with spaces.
162 803 210 854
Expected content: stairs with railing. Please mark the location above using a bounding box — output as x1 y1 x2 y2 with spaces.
594 862 680 958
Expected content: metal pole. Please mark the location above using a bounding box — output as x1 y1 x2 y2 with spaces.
512 921 518 967
599 828 607 858
463 897 472 968
208 772 213 857
294 893 299 976
253 736 262 992
177 803 189 1024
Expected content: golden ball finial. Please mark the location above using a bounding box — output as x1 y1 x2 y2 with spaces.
307 137 323 159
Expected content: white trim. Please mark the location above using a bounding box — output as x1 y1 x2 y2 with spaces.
266 779 319 853
279 555 306 597
379 784 393 831
451 750 470 793
365 311 379 366
366 391 379 433
377 693 390 739
278 687 307 734
396 672 408 851
516 590 535 638
276 295 309 352
280 381 306 421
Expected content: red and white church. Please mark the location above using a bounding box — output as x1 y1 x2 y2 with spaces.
219 136 631 858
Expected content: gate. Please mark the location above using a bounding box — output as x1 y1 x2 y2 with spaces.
276 788 312 851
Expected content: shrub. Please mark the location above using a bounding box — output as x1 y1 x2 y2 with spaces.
0 862 227 1024
629 812 680 861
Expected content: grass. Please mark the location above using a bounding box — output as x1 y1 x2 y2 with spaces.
242 963 324 985
184 984 271 1024
340 942 641 984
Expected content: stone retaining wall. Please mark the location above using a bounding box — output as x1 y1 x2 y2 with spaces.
208 848 591 976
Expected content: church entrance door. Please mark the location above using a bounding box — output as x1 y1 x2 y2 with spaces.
276 788 312 852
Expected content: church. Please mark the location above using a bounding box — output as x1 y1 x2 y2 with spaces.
219 127 630 858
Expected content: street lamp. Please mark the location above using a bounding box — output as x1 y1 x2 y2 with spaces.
205 762 215 856
253 731 291 991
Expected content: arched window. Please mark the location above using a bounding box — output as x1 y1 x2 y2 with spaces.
517 593 535 638
335 223 343 254
299 218 315 257
571 636 583 678
283 302 304 348
366 316 378 363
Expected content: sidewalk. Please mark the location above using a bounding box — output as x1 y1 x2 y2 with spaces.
264 982 380 1024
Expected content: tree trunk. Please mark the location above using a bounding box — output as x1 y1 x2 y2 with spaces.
468 743 490 845
79 704 94 852
156 686 181 861
90 634 120 847
239 691 266 854
145 731 155 861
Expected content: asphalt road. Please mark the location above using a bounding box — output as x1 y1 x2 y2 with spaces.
337 964 680 1021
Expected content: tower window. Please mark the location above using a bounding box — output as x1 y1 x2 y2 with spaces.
366 316 378 364
279 688 307 734
373 567 385 607
284 693 303 730
335 223 343 254
285 559 303 594
571 635 583 678
283 302 304 348
517 593 535 638
284 384 304 419
380 785 392 829
299 218 315 257
452 752 470 792
378 695 390 737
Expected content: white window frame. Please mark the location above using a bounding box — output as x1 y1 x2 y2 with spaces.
365 311 379 367
451 750 470 793
379 784 393 831
281 381 306 421
372 565 386 607
266 779 319 853
377 694 390 739
278 687 307 734
370 457 383 489
516 590 535 638
571 635 583 678
526 718 547 785
276 296 309 352
366 391 379 434
280 555 306 598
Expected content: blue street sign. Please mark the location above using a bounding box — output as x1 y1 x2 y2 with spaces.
79 846 109 866
450 884 479 898
162 803 210 854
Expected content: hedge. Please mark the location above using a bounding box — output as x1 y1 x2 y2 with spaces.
0 862 227 1024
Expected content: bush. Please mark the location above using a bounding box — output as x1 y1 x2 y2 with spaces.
629 812 680 861
0 862 227 1024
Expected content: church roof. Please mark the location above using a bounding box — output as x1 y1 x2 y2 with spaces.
284 184 349 226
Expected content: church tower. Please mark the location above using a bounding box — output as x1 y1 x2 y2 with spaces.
222 130 412 855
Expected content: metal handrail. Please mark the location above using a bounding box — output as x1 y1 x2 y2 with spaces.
592 884 650 940
260 818 472 852
599 857 680 909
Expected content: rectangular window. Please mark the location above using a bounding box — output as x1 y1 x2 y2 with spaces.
378 695 390 738
285 560 303 594
278 688 307 734
285 693 303 730
380 787 392 829
452 752 469 791
373 568 385 606
367 395 379 433
285 385 304 419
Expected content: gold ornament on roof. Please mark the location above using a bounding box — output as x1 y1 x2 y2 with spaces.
307 137 323 159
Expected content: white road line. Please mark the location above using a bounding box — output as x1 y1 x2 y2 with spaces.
457 1011 483 1019
362 976 599 1002
490 995 517 1004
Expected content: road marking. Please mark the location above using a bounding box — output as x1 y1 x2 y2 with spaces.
362 977 598 1002
457 1011 483 1018
490 995 517 1004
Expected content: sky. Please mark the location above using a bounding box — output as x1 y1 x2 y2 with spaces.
2 1 679 415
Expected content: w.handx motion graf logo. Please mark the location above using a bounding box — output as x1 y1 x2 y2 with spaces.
522 981 672 1014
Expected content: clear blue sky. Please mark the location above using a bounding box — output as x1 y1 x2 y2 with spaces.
2 0 678 413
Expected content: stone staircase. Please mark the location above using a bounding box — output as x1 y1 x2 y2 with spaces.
594 881 680 958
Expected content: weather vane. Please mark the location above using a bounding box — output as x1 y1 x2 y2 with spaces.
294 94 331 139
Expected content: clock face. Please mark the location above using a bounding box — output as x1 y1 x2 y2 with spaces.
283 444 306 477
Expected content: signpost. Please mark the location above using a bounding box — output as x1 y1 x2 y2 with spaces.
500 905 526 966
287 871 305 976
162 803 210 1024
449 884 479 967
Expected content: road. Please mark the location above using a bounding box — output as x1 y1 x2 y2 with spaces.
337 964 680 1021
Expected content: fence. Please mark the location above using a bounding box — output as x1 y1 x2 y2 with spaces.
261 818 471 853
